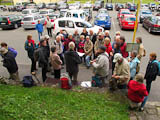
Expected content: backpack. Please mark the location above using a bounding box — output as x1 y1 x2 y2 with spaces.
22 76 34 87
153 60 160 76
60 73 72 89
91 75 102 87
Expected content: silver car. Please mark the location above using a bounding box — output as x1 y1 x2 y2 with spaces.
21 15 45 29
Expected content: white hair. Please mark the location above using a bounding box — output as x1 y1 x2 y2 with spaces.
105 30 110 34
56 35 61 39
69 42 75 50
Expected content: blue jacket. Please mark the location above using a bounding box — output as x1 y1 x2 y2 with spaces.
129 57 140 79
8 47 17 58
36 23 43 33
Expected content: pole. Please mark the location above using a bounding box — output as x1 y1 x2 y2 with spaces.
132 0 141 43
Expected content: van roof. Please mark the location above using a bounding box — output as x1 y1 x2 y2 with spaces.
55 17 85 22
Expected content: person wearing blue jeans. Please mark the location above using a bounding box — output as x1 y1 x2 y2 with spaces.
84 36 93 69
36 20 43 41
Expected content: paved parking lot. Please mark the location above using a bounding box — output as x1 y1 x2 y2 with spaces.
0 8 160 101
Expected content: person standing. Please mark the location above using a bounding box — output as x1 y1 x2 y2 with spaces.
25 35 37 75
64 34 75 51
104 37 113 56
91 46 109 87
50 46 62 79
54 35 64 65
0 42 17 58
73 30 80 50
64 42 81 85
0 47 19 80
81 28 88 38
120 36 129 58
38 39 49 82
129 51 140 80
45 16 52 37
84 36 93 69
104 30 111 40
36 20 43 41
144 53 159 93
89 30 97 45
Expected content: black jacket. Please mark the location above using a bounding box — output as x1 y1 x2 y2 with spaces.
90 34 97 45
64 50 81 74
145 60 159 81
2 51 18 74
38 46 49 68
81 32 88 38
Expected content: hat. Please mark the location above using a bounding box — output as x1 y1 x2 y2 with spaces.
99 46 106 52
40 38 45 44
113 53 123 63
0 47 8 55
44 35 50 39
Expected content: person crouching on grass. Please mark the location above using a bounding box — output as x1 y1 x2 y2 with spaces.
50 46 62 79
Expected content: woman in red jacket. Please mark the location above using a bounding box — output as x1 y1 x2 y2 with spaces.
128 74 148 109
104 37 113 56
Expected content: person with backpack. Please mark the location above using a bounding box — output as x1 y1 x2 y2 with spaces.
129 51 140 80
36 20 43 41
38 38 49 82
64 42 81 85
91 46 109 87
0 47 19 80
1 42 17 58
50 46 62 79
25 35 37 75
144 53 159 94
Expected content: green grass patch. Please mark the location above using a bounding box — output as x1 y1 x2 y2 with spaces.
0 84 129 120
0 2 13 5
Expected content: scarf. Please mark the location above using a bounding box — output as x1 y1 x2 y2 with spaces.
28 39 35 47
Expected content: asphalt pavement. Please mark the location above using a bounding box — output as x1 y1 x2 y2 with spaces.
0 9 160 102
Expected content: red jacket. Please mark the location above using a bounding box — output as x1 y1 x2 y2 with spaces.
105 43 112 55
120 42 128 58
128 80 148 103
78 41 85 53
64 38 75 51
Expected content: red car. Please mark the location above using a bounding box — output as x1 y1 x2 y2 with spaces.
119 14 137 30
117 9 131 20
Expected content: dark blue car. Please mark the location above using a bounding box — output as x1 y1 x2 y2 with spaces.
105 3 113 10
94 14 111 30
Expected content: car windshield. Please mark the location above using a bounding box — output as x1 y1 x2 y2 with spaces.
40 11 48 14
99 10 108 14
125 17 136 21
0 17 8 22
142 11 152 14
97 16 107 21
23 17 33 21
22 10 29 14
121 11 130 14
84 21 93 28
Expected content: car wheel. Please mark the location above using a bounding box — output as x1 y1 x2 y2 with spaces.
14 24 18 29
148 27 152 33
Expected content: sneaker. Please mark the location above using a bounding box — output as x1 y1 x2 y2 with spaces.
139 107 144 112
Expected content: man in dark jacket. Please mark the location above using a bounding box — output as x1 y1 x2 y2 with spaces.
144 53 159 93
0 47 19 80
64 42 81 85
38 38 49 82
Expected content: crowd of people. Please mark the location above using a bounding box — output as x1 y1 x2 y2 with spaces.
0 27 159 111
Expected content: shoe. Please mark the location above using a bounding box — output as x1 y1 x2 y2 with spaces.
139 107 144 112
31 72 36 75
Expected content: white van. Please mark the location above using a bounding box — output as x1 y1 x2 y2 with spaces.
53 18 104 36
39 9 54 16
64 10 88 21
22 9 39 16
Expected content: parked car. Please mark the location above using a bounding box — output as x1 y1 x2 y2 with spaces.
117 9 131 20
58 3 68 10
59 9 68 18
157 4 160 11
69 3 79 10
53 18 104 36
119 14 136 30
37 3 46 9
125 3 136 11
143 16 160 33
8 6 16 12
21 15 45 29
115 3 124 11
148 3 156 11
139 9 152 23
94 13 111 30
93 1 103 11
98 8 108 14
0 15 22 30
47 3 57 10
83 8 92 21
156 13 160 16
39 9 54 16
48 14 59 27
105 3 113 10
83 2 92 8
64 10 88 21
141 4 149 9
26 3 38 9
22 9 39 16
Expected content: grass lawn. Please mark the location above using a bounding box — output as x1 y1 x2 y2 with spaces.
0 84 129 120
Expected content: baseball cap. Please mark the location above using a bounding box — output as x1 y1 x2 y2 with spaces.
113 53 123 63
